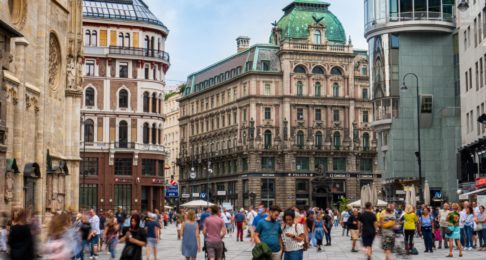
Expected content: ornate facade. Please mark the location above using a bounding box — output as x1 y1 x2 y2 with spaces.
0 0 84 220
80 0 169 212
179 0 379 209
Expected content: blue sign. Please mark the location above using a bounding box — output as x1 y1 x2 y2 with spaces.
165 185 179 198
200 192 207 199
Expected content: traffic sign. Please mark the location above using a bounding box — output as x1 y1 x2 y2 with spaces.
190 172 196 179
200 192 207 199
165 185 179 198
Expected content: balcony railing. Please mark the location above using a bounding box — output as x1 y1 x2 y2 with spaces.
108 46 170 63
282 42 353 53
115 142 136 149
365 11 455 31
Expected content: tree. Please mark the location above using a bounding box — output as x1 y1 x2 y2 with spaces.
338 197 350 212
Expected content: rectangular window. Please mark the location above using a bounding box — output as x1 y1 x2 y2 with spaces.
361 66 367 76
466 71 469 91
261 157 275 170
297 108 304 120
467 112 470 133
261 60 270 71
264 107 271 120
296 157 309 171
315 109 322 121
479 13 483 42
264 84 271 96
360 158 373 172
468 26 471 47
261 179 275 200
464 30 468 50
469 68 473 90
478 106 481 135
119 62 128 78
80 157 98 176
475 18 478 47
333 110 340 122
295 179 309 193
142 159 156 176
243 109 247 121
332 157 346 171
477 62 480 91
245 61 252 72
114 184 132 212
362 88 369 100
242 158 248 171
481 58 484 88
421 96 433 113
85 60 95 76
158 160 164 177
363 111 369 123
314 157 327 172
482 103 485 133
115 158 132 175
79 184 98 210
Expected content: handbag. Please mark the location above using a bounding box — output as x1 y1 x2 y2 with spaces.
294 224 308 251
445 227 453 236
474 223 483 232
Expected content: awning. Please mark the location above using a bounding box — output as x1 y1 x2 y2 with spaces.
459 188 486 200
6 159 20 173
24 163 40 178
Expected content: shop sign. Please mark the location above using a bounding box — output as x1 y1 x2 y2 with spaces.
476 177 486 188
181 193 190 198
396 190 405 195
217 191 226 196
360 174 374 179
192 193 199 198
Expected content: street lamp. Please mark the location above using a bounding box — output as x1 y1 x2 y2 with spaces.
207 161 212 207
401 73 424 204
189 166 196 198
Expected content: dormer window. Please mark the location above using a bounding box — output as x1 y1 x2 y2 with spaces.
313 30 321 44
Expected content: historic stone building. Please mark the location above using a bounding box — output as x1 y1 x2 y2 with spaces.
163 91 180 185
0 0 84 219
80 0 169 212
178 0 379 210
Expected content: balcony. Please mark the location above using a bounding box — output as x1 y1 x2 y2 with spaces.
80 141 168 155
281 41 353 54
115 142 136 149
108 46 170 64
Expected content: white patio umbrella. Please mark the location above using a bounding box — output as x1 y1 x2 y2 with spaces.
366 184 372 206
348 199 388 208
424 180 430 206
405 186 411 206
371 183 379 207
360 185 367 208
410 185 417 206
180 200 215 208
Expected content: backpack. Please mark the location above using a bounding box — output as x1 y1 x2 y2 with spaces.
252 242 272 260
410 247 419 255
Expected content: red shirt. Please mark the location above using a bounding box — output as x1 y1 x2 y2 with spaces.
204 215 225 243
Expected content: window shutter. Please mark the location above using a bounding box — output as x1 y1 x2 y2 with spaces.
110 30 117 46
99 30 108 46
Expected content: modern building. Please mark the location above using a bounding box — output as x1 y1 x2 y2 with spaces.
80 0 170 212
163 90 181 185
0 0 84 220
456 0 486 198
178 0 379 210
364 0 461 203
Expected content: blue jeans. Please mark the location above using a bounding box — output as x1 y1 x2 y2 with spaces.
422 227 433 251
90 234 99 256
308 232 315 247
464 225 473 248
284 250 303 260
107 238 117 258
76 240 89 260
480 229 486 248
324 229 331 245
460 228 465 246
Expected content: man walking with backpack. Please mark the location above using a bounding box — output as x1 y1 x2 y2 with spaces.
254 205 283 260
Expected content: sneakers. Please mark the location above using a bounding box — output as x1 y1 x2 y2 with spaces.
351 249 359 253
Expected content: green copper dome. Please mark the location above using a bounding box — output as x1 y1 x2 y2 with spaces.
271 0 346 44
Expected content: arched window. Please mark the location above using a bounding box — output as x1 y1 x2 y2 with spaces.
143 92 150 112
84 119 94 143
331 67 342 76
118 120 128 148
157 38 161 51
119 89 128 108
158 125 162 144
333 131 341 149
315 131 323 149
84 30 91 46
85 87 95 106
297 131 305 149
151 93 157 113
293 65 306 74
118 32 125 47
153 65 157 80
313 30 321 44
125 33 130 48
264 130 272 149
312 66 324 74
296 81 303 96
144 65 150 79
333 83 339 97
152 123 157 144
143 123 149 144
363 132 370 151
315 82 321 97
91 30 97 46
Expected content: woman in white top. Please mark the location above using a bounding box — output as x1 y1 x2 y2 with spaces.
281 209 305 260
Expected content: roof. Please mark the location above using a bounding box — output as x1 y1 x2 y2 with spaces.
271 0 346 44
82 0 168 32
183 44 281 97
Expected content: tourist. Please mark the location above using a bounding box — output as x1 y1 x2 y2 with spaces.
176 209 184 240
418 206 434 253
380 204 397 260
119 214 147 260
254 205 283 260
439 203 451 249
281 209 305 260
8 207 34 260
340 208 350 236
181 210 200 260
88 209 101 259
103 213 119 260
235 208 246 242
313 212 325 251
464 206 475 250
347 208 360 253
403 204 418 254
475 205 486 251
145 213 161 260
459 201 469 247
199 207 210 234
359 202 377 260
472 201 479 248
203 205 226 260
77 214 92 260
246 207 257 238
222 209 232 237
305 211 315 247
43 213 74 260
446 203 463 257
323 210 333 246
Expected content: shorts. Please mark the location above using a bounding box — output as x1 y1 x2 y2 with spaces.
350 229 359 240
206 241 224 259
362 235 375 247
90 234 99 245
147 237 157 248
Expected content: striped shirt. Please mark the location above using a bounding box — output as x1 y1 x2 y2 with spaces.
281 223 304 252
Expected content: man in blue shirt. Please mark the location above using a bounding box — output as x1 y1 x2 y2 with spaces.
199 208 211 233
254 205 283 260
252 208 268 227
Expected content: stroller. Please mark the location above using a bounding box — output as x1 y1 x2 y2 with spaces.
203 242 227 260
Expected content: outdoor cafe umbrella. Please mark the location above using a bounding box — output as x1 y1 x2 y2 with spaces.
424 180 430 206
405 186 411 206
348 199 388 208
360 185 368 208
180 200 215 208
371 183 379 207
410 185 417 206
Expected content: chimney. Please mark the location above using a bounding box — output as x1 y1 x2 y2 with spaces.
236 36 250 53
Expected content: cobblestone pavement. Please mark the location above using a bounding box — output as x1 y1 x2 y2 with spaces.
91 224 485 260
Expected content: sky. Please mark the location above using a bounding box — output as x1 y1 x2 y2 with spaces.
145 0 366 87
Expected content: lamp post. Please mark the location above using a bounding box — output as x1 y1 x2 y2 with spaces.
189 166 196 199
401 73 424 204
207 161 212 207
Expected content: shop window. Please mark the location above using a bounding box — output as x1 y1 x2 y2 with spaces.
115 158 132 175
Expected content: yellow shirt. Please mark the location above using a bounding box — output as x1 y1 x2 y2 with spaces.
403 212 418 230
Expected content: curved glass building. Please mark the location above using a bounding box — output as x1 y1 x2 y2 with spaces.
364 0 460 202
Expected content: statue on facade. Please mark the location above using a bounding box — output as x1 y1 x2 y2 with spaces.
353 122 359 144
66 56 75 89
283 118 288 140
4 172 14 202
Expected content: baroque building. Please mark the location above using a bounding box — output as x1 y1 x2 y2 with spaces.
364 0 461 202
163 91 180 185
0 0 84 219
80 0 169 212
178 0 379 209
